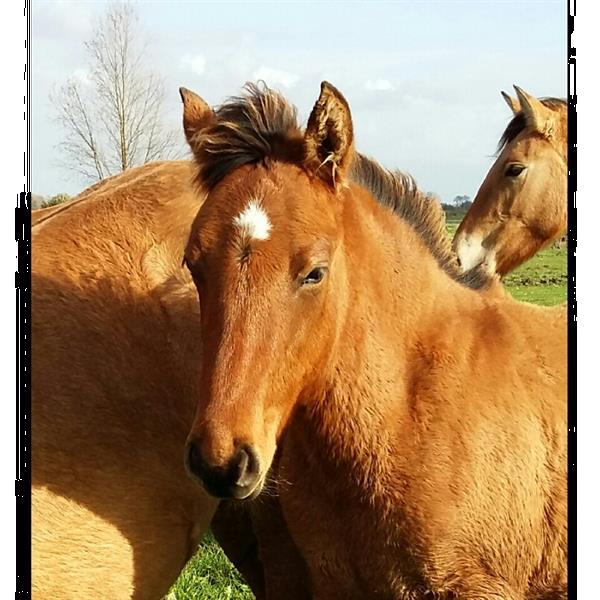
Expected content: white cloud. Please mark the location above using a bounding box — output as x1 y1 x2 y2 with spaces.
252 66 300 89
365 79 395 91
180 54 207 76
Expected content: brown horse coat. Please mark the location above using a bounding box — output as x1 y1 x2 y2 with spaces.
454 87 567 277
181 82 567 600
32 161 219 599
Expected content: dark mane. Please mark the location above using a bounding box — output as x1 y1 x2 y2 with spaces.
496 97 567 155
350 153 493 290
191 82 304 190
193 83 492 290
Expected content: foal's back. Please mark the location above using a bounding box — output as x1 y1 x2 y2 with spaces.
32 161 217 599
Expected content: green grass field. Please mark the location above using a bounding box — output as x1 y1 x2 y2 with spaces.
167 534 252 600
168 220 568 599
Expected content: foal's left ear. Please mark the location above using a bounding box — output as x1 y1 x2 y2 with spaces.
304 81 354 188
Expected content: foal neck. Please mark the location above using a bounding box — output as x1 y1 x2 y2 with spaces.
298 185 479 497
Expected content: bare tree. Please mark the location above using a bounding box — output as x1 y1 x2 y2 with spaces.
52 2 178 183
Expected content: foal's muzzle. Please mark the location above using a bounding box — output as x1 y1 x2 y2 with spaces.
185 440 262 500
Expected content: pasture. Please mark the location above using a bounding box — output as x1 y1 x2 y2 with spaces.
167 216 567 600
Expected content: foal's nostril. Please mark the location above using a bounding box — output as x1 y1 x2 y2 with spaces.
234 444 260 488
233 446 250 483
184 440 261 499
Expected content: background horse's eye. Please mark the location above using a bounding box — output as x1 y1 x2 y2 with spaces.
505 163 526 177
302 267 327 286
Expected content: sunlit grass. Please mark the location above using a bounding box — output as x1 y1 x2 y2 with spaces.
167 534 252 600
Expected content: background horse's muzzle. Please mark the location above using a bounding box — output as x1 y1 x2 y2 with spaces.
185 440 262 500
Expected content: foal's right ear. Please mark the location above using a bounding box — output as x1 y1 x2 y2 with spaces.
304 81 354 189
179 87 215 150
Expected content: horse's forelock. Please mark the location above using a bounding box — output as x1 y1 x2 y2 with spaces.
193 82 303 190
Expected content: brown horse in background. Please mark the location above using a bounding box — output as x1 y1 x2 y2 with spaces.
182 82 567 599
453 86 567 277
33 161 222 599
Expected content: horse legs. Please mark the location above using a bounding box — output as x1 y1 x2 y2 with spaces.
249 494 312 600
211 494 312 600
210 501 267 599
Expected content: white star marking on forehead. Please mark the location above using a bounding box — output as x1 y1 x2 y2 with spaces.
233 199 272 241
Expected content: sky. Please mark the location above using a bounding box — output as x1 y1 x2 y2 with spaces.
31 0 567 202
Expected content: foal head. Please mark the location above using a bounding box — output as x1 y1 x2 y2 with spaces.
181 82 355 499
453 86 567 277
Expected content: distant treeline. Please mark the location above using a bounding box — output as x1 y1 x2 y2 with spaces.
441 202 472 213
424 193 472 223
441 195 472 214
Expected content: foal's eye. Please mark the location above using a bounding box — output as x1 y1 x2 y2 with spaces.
302 267 327 286
505 163 526 177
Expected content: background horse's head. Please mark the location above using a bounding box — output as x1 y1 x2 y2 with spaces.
181 82 355 500
453 86 567 277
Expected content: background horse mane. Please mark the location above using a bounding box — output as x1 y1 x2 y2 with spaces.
496 97 567 154
188 81 493 291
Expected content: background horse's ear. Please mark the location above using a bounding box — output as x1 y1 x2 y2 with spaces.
179 87 215 150
304 81 354 188
513 85 554 136
501 90 520 115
